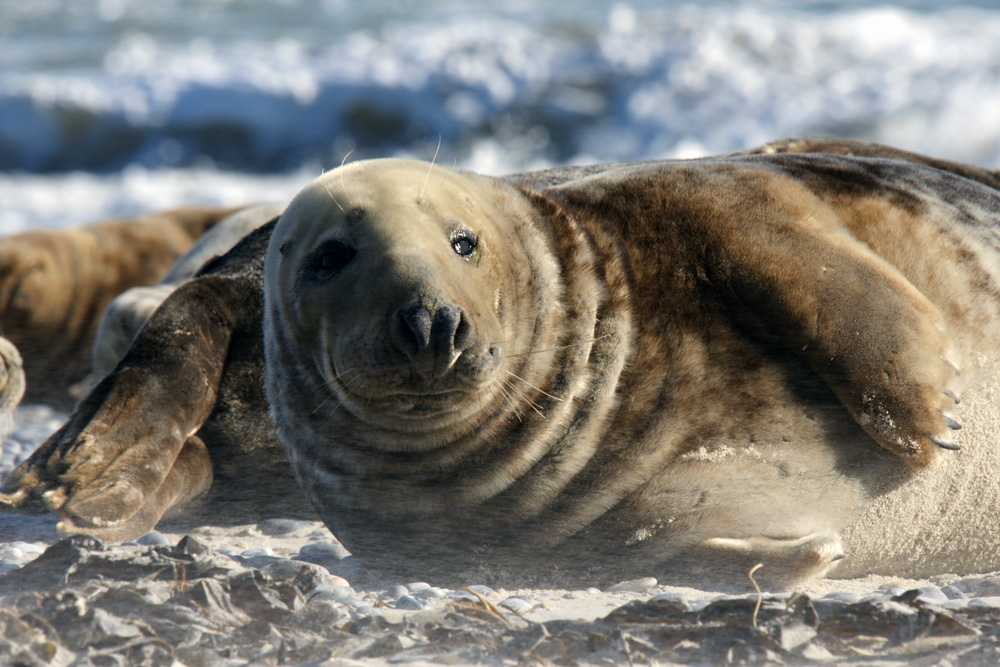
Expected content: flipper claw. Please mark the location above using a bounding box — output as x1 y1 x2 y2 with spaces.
930 435 961 451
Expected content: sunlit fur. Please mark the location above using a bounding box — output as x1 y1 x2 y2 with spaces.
264 154 1000 589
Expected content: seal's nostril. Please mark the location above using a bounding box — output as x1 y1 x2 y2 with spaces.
453 310 472 351
390 302 471 376
394 305 432 356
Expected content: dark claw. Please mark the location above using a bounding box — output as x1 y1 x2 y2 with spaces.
930 435 961 451
944 416 962 431
944 389 960 405
939 354 960 375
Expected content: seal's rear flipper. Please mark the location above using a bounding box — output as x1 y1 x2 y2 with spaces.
695 532 845 590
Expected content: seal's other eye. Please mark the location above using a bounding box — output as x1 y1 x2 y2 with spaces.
303 239 356 284
451 231 478 258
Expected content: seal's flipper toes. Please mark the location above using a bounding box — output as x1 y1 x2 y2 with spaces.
697 531 845 588
56 436 213 543
0 460 57 514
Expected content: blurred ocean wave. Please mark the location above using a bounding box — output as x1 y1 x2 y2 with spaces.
1 0 999 227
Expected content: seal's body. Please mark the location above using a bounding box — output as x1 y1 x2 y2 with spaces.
5 141 1000 589
83 203 284 389
0 206 241 408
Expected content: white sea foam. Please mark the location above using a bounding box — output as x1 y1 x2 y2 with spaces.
2 0 1000 188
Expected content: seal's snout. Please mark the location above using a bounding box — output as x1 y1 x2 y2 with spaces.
391 302 471 378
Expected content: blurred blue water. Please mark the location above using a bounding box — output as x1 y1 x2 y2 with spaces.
1 0 999 229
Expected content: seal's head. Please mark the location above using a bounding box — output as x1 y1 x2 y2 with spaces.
264 159 554 448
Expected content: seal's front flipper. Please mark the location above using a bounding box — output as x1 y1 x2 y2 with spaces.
1 277 237 541
57 436 213 541
704 201 959 469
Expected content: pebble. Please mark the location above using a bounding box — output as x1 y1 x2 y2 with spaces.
915 586 948 604
448 590 481 603
309 584 357 602
240 547 274 559
405 581 431 593
498 596 534 614
606 577 657 593
396 595 433 611
386 584 409 599
352 605 376 619
967 596 1000 609
942 585 968 600
136 532 171 547
243 554 283 569
299 542 351 558
414 587 448 599
823 592 861 604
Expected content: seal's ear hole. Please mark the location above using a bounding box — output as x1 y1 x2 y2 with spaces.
451 231 478 258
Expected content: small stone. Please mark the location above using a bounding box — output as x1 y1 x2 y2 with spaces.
448 590 479 603
415 587 447 599
386 584 409 599
405 581 431 593
309 584 357 602
243 554 283 569
136 531 171 547
299 541 350 556
942 585 968 600
823 592 861 604
916 586 948 603
352 604 376 619
498 597 533 614
463 584 494 596
240 547 274 559
584 587 601 595
0 563 20 574
968 596 1000 609
396 595 431 611
606 577 657 593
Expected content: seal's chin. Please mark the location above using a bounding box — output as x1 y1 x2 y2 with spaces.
320 349 505 432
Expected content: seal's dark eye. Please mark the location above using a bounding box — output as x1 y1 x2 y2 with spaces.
451 232 477 258
311 240 356 276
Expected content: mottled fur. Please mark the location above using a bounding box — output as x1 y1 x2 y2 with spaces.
5 142 1000 590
